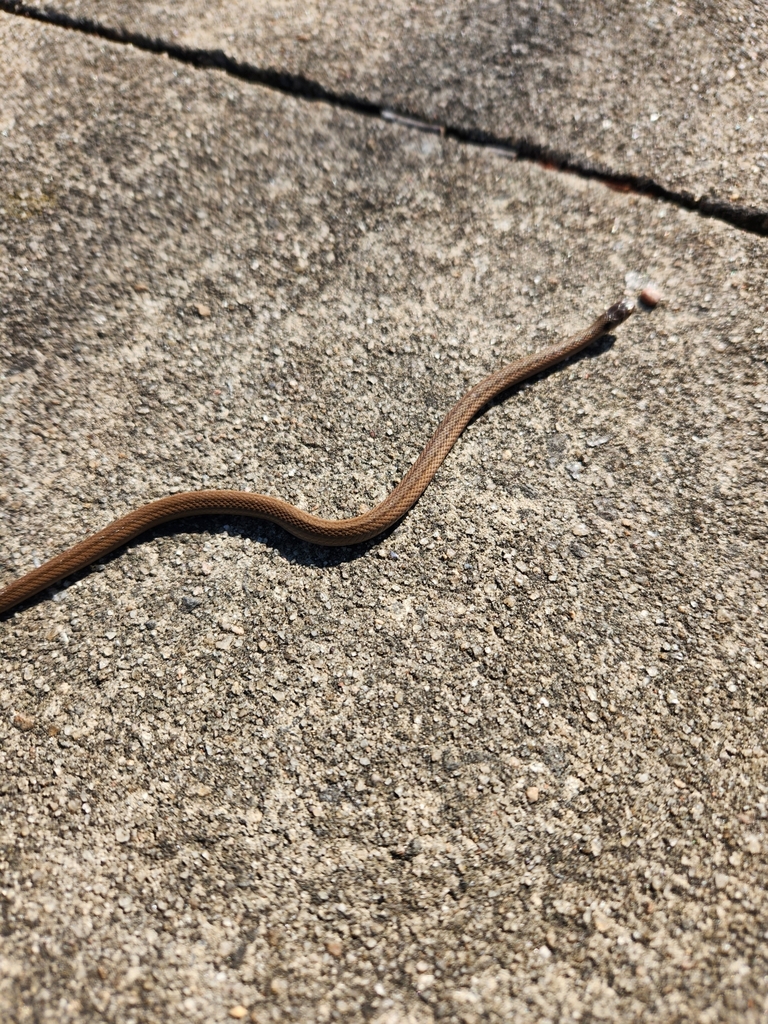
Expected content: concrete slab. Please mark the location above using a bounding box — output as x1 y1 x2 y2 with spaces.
4 0 768 215
1 13 768 1024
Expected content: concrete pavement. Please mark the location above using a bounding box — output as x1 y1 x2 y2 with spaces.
4 0 768 214
1 7 767 1024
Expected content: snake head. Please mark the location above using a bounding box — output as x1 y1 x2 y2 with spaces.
604 298 636 327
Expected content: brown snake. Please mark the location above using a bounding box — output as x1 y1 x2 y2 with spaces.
0 299 634 615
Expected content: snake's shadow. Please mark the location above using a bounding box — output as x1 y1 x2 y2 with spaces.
3 334 616 615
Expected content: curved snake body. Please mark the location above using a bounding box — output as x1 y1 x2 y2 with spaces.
0 300 634 615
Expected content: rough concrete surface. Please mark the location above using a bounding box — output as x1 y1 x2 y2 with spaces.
7 0 768 212
1 11 768 1024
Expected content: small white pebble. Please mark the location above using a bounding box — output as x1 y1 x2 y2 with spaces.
639 286 661 308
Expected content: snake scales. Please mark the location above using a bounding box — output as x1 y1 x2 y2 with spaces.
0 299 634 615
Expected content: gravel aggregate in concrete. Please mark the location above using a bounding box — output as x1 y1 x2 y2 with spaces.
7 0 768 212
1 14 768 1024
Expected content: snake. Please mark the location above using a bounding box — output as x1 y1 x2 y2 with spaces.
0 299 634 615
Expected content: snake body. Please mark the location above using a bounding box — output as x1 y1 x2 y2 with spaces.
0 299 634 615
